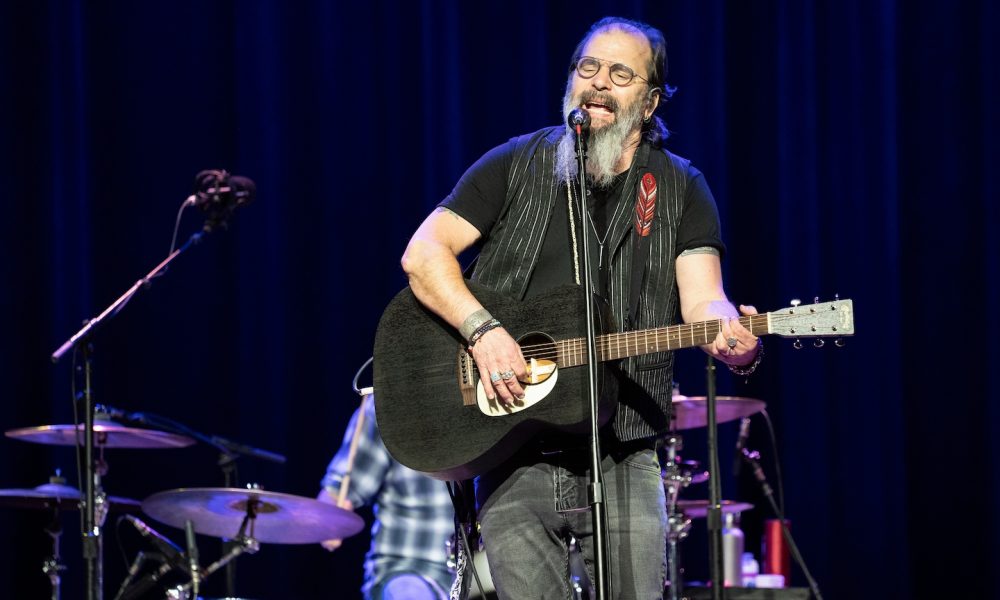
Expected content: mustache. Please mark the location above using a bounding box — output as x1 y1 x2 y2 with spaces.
577 91 620 112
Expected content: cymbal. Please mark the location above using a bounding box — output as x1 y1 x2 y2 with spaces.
0 482 141 512
676 499 754 518
5 423 195 449
142 487 365 544
670 395 765 430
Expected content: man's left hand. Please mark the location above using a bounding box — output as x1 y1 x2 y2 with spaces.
713 304 759 366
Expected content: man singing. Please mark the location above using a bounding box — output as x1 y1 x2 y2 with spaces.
401 16 761 599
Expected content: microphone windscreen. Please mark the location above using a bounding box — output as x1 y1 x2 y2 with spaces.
567 108 591 130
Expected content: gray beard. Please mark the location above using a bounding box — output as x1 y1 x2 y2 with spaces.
556 92 646 187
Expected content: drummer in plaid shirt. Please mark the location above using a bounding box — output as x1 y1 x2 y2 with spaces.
318 394 455 599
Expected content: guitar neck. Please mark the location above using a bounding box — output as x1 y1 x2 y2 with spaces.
554 315 769 368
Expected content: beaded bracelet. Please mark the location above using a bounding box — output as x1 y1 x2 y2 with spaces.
467 318 502 347
727 338 764 379
459 308 494 342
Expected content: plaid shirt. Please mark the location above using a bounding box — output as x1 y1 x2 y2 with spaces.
321 395 454 594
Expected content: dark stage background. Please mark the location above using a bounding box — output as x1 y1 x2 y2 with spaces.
1 1 997 599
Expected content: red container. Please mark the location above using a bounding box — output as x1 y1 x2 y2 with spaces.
761 519 791 584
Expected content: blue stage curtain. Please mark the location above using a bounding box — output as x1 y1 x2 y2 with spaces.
1 1 996 597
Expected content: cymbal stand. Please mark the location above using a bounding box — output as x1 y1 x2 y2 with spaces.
42 510 67 600
165 498 261 600
662 433 693 600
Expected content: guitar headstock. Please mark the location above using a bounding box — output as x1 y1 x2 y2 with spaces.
767 297 855 345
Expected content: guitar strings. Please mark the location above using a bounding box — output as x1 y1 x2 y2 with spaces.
490 310 838 365
466 307 842 370
463 316 758 367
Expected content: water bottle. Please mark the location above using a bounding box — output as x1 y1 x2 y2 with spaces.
722 512 744 587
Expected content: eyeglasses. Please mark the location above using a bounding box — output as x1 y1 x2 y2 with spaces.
573 56 650 87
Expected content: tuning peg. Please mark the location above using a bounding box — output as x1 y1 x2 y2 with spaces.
793 339 803 350
814 296 820 304
790 298 801 307
834 293 840 300
813 339 825 348
834 338 846 348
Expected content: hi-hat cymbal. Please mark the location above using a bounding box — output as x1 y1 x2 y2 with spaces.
670 395 765 430
142 487 365 544
676 499 754 518
6 423 195 449
0 481 141 512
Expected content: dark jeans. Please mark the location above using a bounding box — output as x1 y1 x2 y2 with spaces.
476 441 667 599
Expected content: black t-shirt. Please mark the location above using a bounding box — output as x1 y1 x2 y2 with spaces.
440 137 725 299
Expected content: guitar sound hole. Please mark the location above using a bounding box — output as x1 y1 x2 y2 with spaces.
519 331 557 383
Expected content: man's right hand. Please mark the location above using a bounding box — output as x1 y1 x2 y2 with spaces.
469 327 528 405
316 491 353 552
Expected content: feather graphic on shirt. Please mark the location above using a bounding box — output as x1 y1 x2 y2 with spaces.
634 172 657 237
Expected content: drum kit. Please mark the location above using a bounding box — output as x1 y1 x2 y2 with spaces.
1 413 364 600
662 394 765 599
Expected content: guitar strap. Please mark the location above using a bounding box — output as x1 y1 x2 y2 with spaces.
626 147 666 330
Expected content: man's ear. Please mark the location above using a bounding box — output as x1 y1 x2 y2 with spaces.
646 87 661 119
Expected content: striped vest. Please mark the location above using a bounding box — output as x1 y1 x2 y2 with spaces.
472 126 693 442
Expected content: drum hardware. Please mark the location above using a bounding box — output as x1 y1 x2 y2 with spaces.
5 415 196 449
661 394 765 600
42 511 66 600
5 413 193 600
661 433 694 600
0 470 142 600
670 395 766 431
141 485 364 544
4 418 136 600
94 403 286 597
129 485 360 600
0 475 142 514
674 500 755 520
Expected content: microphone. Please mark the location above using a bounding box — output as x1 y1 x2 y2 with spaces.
733 416 751 476
567 108 591 136
186 169 256 210
124 515 188 572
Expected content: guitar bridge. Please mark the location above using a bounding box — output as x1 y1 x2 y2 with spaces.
457 347 477 406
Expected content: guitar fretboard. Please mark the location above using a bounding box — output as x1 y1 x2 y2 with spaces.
546 315 770 367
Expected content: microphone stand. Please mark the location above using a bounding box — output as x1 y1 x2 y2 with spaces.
740 448 823 600
51 229 209 600
704 357 724 599
51 186 251 600
571 116 612 600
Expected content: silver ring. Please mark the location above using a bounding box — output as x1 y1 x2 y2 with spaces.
727 347 735 356
489 371 502 383
727 337 738 349
501 369 515 381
